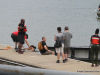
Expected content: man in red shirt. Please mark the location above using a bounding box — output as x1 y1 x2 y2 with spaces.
11 31 30 50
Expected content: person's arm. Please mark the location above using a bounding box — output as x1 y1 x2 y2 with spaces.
25 39 30 47
44 45 51 52
19 26 26 29
54 35 57 41
44 45 49 51
55 38 57 41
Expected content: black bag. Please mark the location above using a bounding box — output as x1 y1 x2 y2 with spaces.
54 41 62 48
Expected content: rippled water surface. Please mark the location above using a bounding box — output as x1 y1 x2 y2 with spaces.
0 0 100 47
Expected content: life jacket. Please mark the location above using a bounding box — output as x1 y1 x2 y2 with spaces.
91 35 100 45
38 42 44 50
18 25 27 32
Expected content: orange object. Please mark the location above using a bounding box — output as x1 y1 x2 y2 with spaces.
91 36 100 45
38 42 44 50
3 45 11 50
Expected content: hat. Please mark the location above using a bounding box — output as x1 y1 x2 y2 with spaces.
7 45 11 49
65 26 69 30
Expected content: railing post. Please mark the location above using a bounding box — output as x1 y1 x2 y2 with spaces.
71 48 75 59
89 47 91 60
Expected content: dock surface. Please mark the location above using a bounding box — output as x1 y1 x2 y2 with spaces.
0 44 100 75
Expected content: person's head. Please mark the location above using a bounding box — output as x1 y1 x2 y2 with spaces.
20 19 25 24
95 28 99 34
25 34 28 39
65 26 69 31
30 45 36 49
57 27 61 33
99 8 100 10
99 5 100 10
42 37 46 41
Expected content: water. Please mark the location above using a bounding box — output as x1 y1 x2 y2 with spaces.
0 0 100 48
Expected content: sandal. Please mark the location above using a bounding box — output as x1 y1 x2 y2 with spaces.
95 64 99 67
19 51 24 54
91 64 94 67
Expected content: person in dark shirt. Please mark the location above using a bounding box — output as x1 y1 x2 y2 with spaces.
18 19 27 54
40 37 54 55
90 28 100 67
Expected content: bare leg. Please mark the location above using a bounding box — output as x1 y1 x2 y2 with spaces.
15 42 17 48
64 54 69 59
52 51 54 55
64 54 67 59
57 53 60 60
19 44 23 52
18 42 20 47
61 53 65 60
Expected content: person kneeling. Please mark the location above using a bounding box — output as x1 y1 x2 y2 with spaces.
38 37 54 55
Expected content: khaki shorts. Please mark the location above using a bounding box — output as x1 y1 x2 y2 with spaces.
56 44 64 53
64 47 70 54
41 51 52 55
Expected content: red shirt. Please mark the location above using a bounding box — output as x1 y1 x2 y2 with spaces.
24 35 27 39
12 31 18 36
12 31 27 39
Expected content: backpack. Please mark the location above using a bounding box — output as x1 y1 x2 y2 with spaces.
54 41 62 48
38 42 44 50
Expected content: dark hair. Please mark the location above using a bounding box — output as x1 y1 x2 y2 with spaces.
95 28 99 34
99 4 100 8
18 19 25 26
30 45 36 49
99 6 100 8
25 34 28 39
57 27 61 32
65 26 69 30
21 19 25 23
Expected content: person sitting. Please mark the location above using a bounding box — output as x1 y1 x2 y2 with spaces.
38 37 54 55
25 45 37 52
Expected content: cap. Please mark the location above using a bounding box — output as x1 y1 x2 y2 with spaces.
65 26 69 30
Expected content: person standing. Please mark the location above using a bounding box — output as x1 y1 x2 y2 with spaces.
90 28 99 67
18 19 27 54
63 26 72 62
55 27 65 63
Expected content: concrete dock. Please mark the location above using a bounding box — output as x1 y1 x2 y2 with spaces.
0 44 100 75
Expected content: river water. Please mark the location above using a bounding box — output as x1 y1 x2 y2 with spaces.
0 0 100 48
